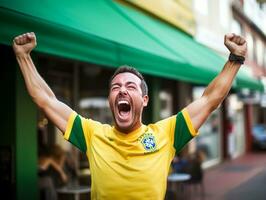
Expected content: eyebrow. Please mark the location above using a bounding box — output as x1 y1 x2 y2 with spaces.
110 82 121 88
111 81 137 87
126 81 137 86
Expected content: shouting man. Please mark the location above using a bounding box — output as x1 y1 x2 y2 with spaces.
13 32 246 200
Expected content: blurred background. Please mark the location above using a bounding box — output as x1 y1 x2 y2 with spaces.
0 0 266 199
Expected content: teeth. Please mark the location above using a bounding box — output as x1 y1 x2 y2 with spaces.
118 100 129 105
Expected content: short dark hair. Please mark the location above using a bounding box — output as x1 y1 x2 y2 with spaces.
109 65 148 96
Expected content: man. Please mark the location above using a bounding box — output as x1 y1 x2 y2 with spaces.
13 32 246 200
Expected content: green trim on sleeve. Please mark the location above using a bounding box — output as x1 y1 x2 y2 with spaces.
173 110 194 153
66 114 87 153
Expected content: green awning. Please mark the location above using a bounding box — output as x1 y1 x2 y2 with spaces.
0 0 263 91
112 2 264 91
236 67 264 91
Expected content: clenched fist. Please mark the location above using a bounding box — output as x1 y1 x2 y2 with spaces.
224 33 247 57
13 32 37 56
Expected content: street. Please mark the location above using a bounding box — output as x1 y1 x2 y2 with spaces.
224 169 266 200
175 151 266 200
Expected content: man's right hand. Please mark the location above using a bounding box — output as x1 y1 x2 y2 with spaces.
13 31 73 133
13 32 37 56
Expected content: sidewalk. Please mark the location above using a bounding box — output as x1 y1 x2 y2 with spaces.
193 151 266 200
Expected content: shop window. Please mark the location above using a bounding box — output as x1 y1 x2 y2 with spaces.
196 110 221 162
227 94 245 158
159 91 173 119
79 97 112 124
192 87 221 166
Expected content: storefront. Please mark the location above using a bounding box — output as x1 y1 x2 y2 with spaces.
192 87 222 168
0 1 264 199
226 94 246 158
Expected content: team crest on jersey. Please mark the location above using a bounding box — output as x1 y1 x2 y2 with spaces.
140 133 157 152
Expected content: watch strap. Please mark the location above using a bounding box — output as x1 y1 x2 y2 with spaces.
228 53 245 64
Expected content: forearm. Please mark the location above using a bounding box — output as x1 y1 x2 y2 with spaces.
16 53 56 108
13 33 73 133
186 34 246 131
203 60 241 110
16 53 73 132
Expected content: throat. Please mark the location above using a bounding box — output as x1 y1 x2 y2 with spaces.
119 110 130 116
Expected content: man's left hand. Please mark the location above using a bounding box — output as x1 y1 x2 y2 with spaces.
224 33 247 57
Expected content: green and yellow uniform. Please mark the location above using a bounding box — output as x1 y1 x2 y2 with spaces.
64 108 198 200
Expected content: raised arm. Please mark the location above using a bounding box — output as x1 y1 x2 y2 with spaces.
186 33 247 131
13 32 73 133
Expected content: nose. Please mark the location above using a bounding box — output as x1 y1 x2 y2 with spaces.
119 86 128 95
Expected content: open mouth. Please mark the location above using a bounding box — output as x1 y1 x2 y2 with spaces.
117 100 131 119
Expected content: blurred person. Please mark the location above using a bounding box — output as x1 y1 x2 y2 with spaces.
37 127 69 184
185 150 205 196
38 145 68 200
171 152 189 174
51 144 78 185
13 32 246 200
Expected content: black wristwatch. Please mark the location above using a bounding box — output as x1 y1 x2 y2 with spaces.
228 53 245 64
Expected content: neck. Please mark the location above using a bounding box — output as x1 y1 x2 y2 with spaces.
115 123 142 134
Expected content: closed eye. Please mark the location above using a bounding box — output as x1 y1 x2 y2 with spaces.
127 83 137 90
128 85 136 90
111 85 120 91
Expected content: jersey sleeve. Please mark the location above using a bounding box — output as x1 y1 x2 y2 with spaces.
173 108 199 153
64 111 94 153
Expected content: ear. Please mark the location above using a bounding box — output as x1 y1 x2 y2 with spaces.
143 95 149 107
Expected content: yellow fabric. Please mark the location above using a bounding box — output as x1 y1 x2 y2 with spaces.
181 108 199 136
64 111 77 140
64 110 198 200
79 116 176 200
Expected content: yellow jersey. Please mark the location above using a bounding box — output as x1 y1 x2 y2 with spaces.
64 108 198 200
